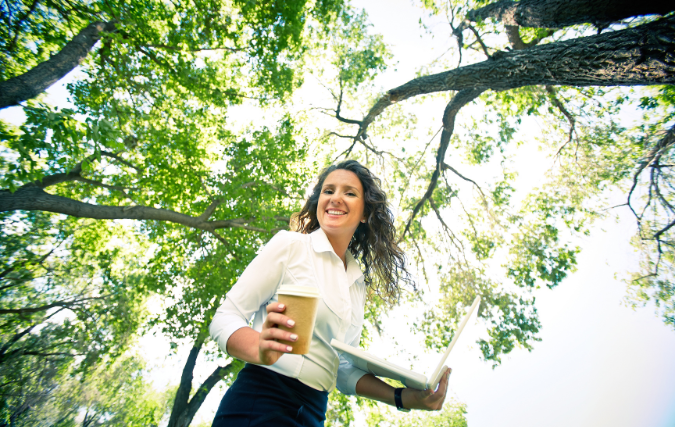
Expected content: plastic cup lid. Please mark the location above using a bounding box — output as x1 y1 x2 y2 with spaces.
277 285 320 298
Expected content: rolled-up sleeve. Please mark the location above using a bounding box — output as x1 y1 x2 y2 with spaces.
210 231 290 356
336 353 368 395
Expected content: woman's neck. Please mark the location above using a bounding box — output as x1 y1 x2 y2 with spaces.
324 233 349 270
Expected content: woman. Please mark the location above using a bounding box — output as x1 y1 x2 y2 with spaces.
210 160 451 426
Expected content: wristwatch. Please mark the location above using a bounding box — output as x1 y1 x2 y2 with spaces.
394 388 410 412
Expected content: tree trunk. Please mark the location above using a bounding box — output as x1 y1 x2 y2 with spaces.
467 0 673 29
358 15 675 138
0 21 116 110
172 363 239 427
167 338 203 427
167 333 240 427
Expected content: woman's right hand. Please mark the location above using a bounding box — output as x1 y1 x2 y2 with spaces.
258 302 297 365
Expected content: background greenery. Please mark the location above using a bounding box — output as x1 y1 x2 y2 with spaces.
1 0 673 425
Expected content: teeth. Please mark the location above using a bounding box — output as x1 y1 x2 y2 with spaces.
327 210 346 215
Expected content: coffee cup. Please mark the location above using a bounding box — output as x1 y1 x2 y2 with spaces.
276 285 320 355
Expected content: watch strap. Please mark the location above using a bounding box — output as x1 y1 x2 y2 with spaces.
394 388 410 412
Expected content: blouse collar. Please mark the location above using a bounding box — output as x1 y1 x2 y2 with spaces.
310 228 364 286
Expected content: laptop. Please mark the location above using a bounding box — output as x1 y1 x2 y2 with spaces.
330 296 481 390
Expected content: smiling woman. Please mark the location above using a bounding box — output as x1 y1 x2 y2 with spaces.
294 160 413 301
209 160 444 427
316 169 367 264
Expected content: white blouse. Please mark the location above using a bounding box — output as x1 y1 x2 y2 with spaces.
209 228 369 394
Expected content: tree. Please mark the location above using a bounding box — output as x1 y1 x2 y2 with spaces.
9 353 174 426
1 1 352 424
313 0 674 364
3 0 674 424
0 211 149 425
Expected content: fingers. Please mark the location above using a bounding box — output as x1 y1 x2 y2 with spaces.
266 301 286 314
264 311 295 329
258 303 297 362
259 335 294 354
260 324 298 344
429 368 451 410
414 367 452 411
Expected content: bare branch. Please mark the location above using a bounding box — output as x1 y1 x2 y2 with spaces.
335 84 363 126
441 162 488 203
401 89 486 240
545 86 577 156
467 24 491 57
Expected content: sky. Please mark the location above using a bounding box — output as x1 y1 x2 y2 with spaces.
2 1 674 426
345 1 675 426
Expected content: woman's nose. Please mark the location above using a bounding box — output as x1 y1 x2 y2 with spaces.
329 193 342 204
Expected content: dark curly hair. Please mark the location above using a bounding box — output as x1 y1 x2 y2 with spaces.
293 160 413 301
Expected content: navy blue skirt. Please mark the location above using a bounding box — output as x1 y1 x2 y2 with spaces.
212 363 329 427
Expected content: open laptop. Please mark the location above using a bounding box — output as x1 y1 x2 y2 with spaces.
330 296 481 390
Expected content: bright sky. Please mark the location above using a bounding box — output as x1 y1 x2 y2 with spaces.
3 2 674 426
347 1 675 426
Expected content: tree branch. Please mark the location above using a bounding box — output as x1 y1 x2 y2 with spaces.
467 24 492 57
0 295 107 315
142 44 242 53
0 21 117 109
356 16 675 141
440 162 488 204
335 84 363 126
7 0 40 52
100 150 143 172
0 307 66 361
545 86 577 155
167 331 209 427
401 89 486 240
466 0 672 29
0 187 287 237
628 124 675 222
181 362 239 426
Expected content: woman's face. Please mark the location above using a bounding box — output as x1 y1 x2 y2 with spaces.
316 169 366 241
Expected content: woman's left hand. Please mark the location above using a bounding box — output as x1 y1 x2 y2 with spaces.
402 367 451 411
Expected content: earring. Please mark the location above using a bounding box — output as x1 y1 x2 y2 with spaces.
361 219 366 223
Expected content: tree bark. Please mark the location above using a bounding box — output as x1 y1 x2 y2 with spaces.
167 337 204 427
0 21 116 110
167 332 240 427
467 0 674 29
357 16 675 139
174 363 238 427
0 186 280 234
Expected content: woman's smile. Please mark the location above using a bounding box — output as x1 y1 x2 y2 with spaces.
317 169 365 238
